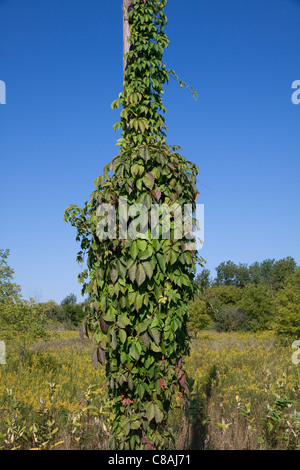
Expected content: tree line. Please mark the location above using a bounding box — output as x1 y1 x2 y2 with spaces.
1 249 299 368
190 257 299 337
0 249 86 365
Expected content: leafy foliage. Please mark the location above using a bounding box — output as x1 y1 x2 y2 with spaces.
188 300 213 335
0 299 50 366
215 257 296 290
64 0 203 450
275 268 300 338
214 306 248 332
188 258 298 334
195 268 211 293
0 250 50 366
237 284 276 332
0 249 21 302
60 294 86 327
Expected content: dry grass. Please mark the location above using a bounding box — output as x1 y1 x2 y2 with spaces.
0 330 299 450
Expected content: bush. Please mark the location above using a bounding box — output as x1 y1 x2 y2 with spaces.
214 306 248 332
237 284 276 331
188 300 213 334
206 285 243 307
275 268 300 338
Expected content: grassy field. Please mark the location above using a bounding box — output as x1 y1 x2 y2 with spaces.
0 330 299 450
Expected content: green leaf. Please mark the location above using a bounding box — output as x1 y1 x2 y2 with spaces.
117 315 131 329
130 344 140 361
103 312 115 323
130 241 138 260
136 384 145 400
152 239 161 252
110 268 119 284
117 260 127 279
136 263 146 287
136 322 149 334
128 262 137 283
150 342 161 353
146 403 155 422
139 147 151 162
154 404 164 424
128 374 134 391
143 173 154 189
139 248 152 260
137 239 147 252
136 178 143 191
124 422 130 436
143 261 154 279
138 119 145 133
119 329 127 344
140 332 151 349
121 351 127 364
130 419 140 430
128 291 137 306
170 250 178 265
150 317 160 329
149 328 161 346
156 253 166 273
131 164 140 177
94 175 104 189
135 293 144 310
110 329 117 350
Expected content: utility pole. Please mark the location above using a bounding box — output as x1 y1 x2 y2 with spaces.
123 0 133 83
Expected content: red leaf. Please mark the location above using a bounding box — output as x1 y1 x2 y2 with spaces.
100 315 108 334
179 372 187 389
160 378 164 390
147 442 153 450
151 188 162 202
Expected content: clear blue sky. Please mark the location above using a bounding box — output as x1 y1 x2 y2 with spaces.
0 0 299 303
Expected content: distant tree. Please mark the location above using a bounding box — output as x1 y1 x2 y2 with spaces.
259 258 276 285
41 300 62 319
0 251 49 366
268 257 297 291
61 294 85 326
61 293 77 307
238 284 276 331
248 257 296 291
206 285 243 309
248 261 262 285
40 300 73 328
194 285 243 327
196 268 211 292
275 268 300 338
215 257 297 291
215 261 238 286
0 298 50 366
0 249 21 302
235 263 251 288
215 261 250 288
214 306 248 332
188 299 213 335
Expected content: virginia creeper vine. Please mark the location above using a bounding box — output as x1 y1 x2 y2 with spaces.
64 0 204 450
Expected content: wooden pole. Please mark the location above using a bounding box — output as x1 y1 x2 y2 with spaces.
123 0 133 84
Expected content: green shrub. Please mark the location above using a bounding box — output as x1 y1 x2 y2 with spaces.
214 306 248 332
275 268 300 338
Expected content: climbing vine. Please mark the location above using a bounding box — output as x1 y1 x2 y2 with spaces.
64 0 204 450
